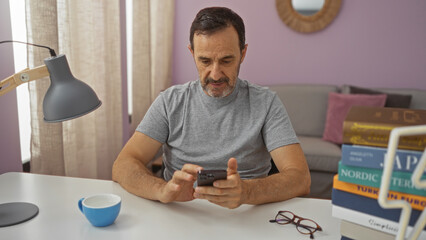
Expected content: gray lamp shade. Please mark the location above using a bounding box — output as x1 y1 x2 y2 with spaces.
43 54 101 122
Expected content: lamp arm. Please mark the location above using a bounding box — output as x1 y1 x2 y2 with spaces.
0 65 49 96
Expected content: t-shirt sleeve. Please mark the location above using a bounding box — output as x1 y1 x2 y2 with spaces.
136 93 169 143
262 94 299 152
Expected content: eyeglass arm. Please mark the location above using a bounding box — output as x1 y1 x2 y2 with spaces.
0 65 49 96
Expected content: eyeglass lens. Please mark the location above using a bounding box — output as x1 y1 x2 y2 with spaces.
275 211 293 224
297 219 318 234
275 211 294 224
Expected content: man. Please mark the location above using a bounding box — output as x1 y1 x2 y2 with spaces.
112 7 310 209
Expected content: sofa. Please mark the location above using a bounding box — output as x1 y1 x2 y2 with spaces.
268 84 426 199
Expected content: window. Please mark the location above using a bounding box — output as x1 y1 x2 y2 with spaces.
9 0 30 164
126 0 133 117
9 0 133 164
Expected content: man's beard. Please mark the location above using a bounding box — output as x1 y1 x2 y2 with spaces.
201 61 241 98
202 77 234 98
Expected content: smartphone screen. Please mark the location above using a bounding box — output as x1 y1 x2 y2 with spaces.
197 170 227 186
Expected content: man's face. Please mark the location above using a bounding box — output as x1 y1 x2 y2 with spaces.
189 26 247 98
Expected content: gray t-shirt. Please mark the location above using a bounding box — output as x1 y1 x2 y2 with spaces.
137 78 298 181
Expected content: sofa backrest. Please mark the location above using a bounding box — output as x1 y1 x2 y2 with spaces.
270 84 426 138
340 85 426 110
372 88 426 110
268 84 339 138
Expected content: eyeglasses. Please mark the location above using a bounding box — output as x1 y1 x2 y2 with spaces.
269 211 322 239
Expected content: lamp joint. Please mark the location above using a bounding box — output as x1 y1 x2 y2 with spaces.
20 73 30 82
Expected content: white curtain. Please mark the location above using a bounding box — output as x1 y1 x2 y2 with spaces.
130 0 174 132
26 0 123 179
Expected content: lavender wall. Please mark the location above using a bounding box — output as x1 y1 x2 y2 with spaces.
0 0 23 174
172 0 426 90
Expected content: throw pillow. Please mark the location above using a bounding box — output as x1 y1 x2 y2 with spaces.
322 92 387 144
349 85 412 108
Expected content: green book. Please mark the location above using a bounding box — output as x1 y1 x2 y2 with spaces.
338 162 426 196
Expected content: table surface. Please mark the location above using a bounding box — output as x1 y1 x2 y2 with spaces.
0 172 341 240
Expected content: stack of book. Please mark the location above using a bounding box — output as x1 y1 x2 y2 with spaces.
331 106 426 240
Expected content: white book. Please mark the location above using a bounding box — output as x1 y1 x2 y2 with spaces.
341 220 395 240
332 205 426 239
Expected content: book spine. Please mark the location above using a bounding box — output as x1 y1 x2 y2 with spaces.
338 162 426 196
332 189 422 226
340 220 395 240
342 121 426 151
332 205 426 238
341 144 423 173
333 175 426 211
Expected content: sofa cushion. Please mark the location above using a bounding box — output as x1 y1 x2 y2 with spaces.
343 85 412 108
298 136 341 173
269 84 339 138
322 92 387 144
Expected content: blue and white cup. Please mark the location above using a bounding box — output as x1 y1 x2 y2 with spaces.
78 194 121 227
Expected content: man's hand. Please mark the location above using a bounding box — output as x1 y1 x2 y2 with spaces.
158 164 203 203
194 158 247 209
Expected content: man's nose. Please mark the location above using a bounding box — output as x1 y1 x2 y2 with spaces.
209 63 223 80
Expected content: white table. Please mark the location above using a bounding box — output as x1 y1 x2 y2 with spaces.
0 172 341 239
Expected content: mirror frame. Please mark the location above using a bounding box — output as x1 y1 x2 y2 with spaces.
276 0 341 33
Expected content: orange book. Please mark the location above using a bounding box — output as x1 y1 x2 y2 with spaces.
333 175 425 211
342 106 426 151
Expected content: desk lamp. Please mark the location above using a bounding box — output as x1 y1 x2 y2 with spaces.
0 40 102 227
378 125 426 240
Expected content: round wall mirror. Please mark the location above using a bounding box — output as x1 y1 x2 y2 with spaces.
276 0 341 33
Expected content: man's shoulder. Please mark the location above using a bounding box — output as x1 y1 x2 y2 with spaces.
163 80 197 93
239 79 276 100
160 80 198 101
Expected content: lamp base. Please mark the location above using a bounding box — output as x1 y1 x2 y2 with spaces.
0 202 39 227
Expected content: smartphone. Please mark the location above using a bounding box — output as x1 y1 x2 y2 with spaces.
197 170 227 186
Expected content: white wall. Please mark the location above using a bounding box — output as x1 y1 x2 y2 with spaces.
0 0 23 173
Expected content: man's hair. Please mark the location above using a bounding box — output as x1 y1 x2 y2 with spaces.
190 7 245 52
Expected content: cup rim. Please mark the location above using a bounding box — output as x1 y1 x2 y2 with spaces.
82 193 121 209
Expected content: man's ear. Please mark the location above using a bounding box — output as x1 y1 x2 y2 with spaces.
240 44 248 64
188 44 194 57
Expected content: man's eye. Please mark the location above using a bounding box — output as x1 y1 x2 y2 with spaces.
221 59 233 64
201 60 210 65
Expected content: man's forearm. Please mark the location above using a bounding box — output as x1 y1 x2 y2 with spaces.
112 157 166 201
242 168 311 205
